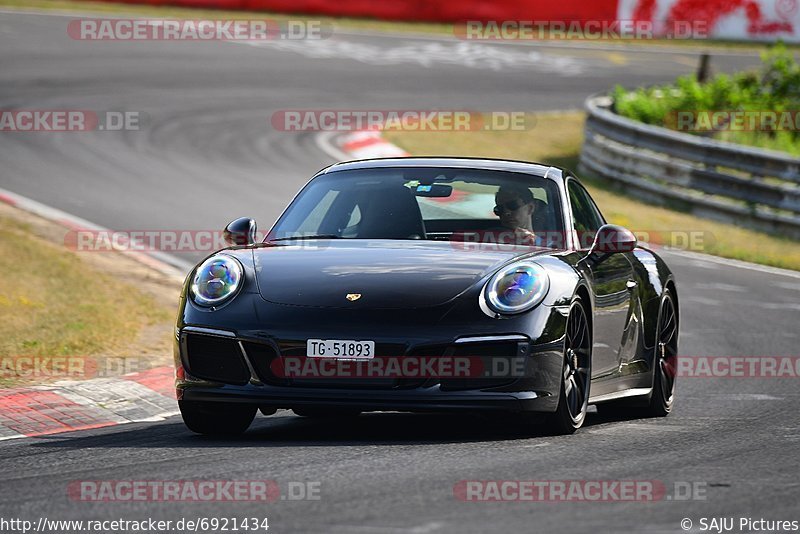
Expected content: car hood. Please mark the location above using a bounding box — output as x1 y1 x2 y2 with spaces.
252 240 551 309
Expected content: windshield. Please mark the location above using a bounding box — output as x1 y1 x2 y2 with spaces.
269 167 565 249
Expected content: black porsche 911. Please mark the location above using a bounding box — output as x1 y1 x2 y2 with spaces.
175 157 678 435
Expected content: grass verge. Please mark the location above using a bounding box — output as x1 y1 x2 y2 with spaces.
0 206 176 388
0 0 792 51
383 112 800 271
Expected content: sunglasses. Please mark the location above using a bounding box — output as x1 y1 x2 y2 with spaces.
493 198 530 216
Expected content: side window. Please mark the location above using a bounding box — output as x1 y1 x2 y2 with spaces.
568 181 604 248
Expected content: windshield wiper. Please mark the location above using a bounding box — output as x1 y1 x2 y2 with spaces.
269 235 342 242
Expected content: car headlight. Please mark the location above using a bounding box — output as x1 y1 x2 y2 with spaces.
485 261 549 314
190 255 243 307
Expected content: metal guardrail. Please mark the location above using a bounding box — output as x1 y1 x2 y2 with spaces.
578 95 800 239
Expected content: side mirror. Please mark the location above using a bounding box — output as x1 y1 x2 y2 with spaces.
590 224 637 254
223 217 257 246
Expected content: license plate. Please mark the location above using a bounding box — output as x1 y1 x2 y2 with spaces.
306 339 375 359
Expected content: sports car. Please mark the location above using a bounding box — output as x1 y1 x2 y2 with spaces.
175 157 679 435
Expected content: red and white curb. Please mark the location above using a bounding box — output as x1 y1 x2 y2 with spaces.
314 130 410 162
0 367 177 440
0 187 190 440
338 130 409 159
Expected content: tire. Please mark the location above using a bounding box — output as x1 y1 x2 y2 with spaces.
547 296 592 435
645 289 678 417
293 407 361 418
179 400 256 435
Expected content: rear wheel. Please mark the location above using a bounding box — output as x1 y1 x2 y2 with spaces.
646 290 678 416
179 400 256 435
547 297 592 435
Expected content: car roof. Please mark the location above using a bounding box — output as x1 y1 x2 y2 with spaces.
318 157 566 180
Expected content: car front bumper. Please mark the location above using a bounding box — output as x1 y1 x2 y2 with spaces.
174 325 566 414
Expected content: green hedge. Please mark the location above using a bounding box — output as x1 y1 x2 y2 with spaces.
612 44 800 156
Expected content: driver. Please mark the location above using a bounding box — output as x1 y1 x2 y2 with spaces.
492 185 538 245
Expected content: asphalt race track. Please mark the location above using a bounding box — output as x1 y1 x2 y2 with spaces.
2 9 800 533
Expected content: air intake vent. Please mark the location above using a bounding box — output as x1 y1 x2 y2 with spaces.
184 334 250 385
241 341 286 386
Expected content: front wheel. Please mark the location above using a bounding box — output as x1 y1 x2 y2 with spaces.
179 400 257 435
547 297 592 435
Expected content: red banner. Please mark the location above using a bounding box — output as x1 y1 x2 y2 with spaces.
89 0 619 24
